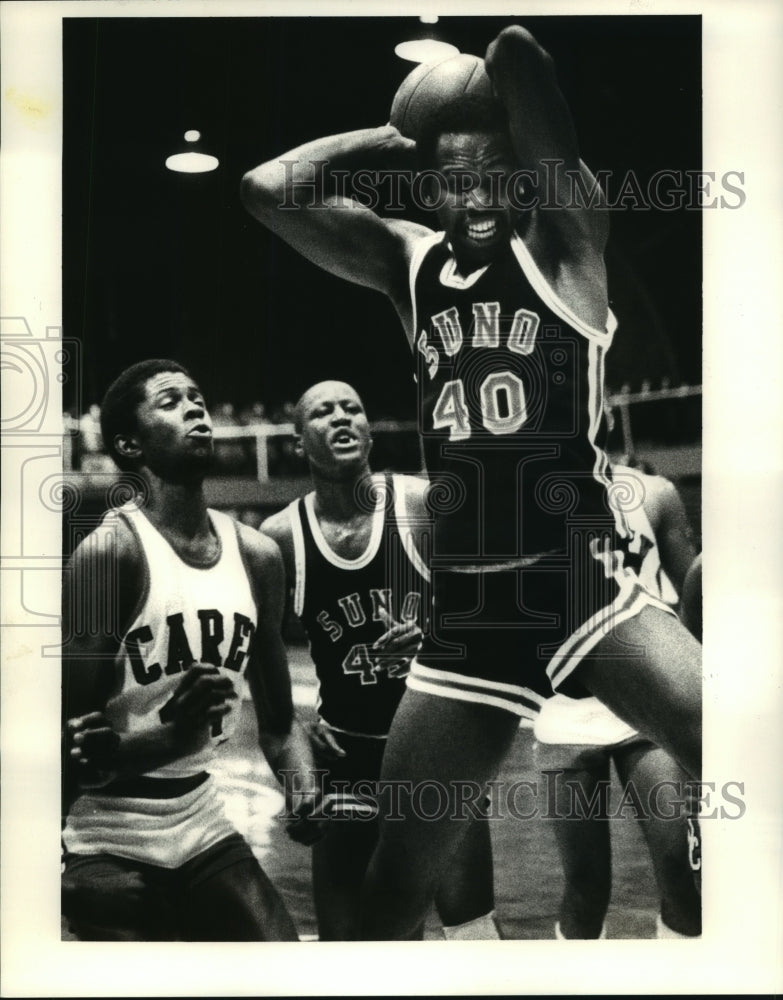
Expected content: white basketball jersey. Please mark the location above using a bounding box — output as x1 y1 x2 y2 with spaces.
105 503 258 778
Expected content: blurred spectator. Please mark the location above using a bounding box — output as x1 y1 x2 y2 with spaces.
268 399 304 475
238 401 273 426
79 404 114 473
79 404 102 453
210 402 247 474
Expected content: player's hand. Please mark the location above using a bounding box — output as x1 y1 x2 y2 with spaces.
284 779 328 847
381 123 418 164
308 718 347 762
65 711 120 788
372 609 423 669
158 663 237 741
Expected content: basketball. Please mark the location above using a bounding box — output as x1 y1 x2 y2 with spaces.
390 54 493 142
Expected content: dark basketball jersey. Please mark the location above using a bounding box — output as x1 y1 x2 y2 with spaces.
288 474 429 738
410 231 622 564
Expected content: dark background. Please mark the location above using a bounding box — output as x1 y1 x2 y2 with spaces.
63 15 702 419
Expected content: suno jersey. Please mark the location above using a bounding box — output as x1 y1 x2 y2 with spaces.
410 230 621 565
288 474 429 738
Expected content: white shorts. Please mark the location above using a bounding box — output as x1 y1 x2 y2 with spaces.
534 693 638 747
62 774 236 869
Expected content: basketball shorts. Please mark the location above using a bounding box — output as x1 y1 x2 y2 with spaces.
314 725 387 821
534 692 639 753
313 721 492 823
61 772 237 868
409 547 674 721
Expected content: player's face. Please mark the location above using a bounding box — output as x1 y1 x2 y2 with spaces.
432 130 519 271
297 382 371 479
132 371 214 479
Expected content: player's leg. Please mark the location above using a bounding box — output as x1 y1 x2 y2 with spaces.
312 819 379 940
62 851 176 941
578 604 702 780
434 807 500 939
360 687 520 940
181 833 299 941
613 741 701 937
547 753 612 939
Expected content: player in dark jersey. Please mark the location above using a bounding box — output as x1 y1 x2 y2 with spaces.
261 380 498 940
61 359 324 940
535 463 701 939
241 25 702 939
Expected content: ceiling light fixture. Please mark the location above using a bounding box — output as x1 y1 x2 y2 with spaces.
394 39 459 64
165 130 219 174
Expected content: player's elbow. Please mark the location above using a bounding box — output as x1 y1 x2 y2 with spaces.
240 164 284 223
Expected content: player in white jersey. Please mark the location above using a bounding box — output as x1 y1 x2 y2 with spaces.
61 359 323 941
261 381 499 940
534 463 701 938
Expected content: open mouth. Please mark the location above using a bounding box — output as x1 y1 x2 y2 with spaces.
465 217 499 243
331 429 358 449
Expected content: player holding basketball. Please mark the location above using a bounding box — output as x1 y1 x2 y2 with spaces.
535 462 701 939
241 25 702 939
260 379 498 940
61 359 323 941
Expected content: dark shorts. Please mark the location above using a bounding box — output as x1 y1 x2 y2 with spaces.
62 832 258 941
410 547 673 720
316 729 387 820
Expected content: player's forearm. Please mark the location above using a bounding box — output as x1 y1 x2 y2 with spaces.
67 720 210 788
240 126 409 220
259 717 321 791
485 26 581 172
112 724 210 777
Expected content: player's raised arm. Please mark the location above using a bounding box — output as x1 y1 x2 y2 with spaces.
485 25 609 257
240 127 429 310
239 527 326 845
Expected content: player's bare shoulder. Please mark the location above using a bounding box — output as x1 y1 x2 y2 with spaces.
237 520 286 574
67 507 142 579
384 218 436 339
395 473 432 525
257 507 294 564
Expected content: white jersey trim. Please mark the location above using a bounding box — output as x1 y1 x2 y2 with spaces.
438 252 489 289
287 500 307 619
303 478 386 571
509 232 615 343
408 230 444 347
392 474 430 584
586 339 617 523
